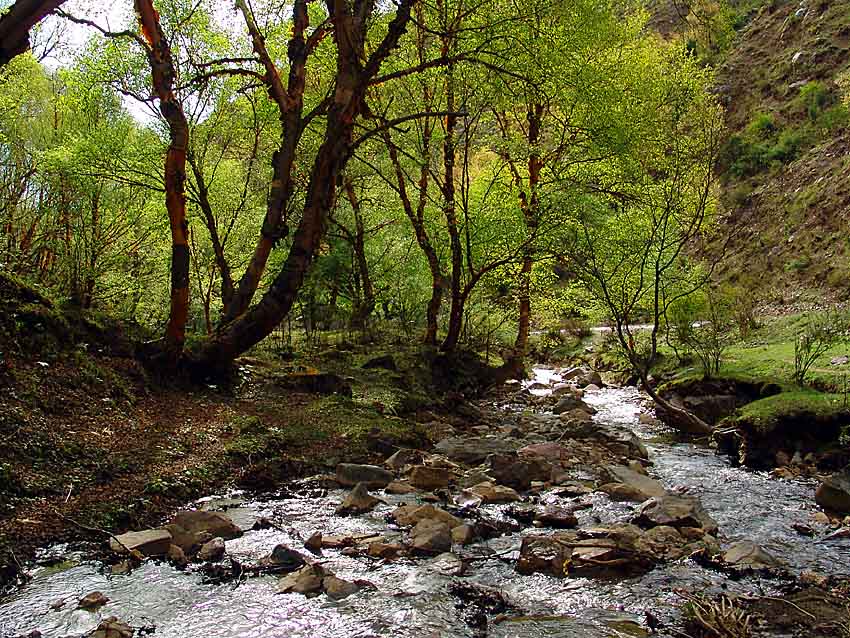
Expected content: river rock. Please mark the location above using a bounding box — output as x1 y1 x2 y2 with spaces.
197 537 226 562
552 395 588 415
634 495 718 534
600 466 667 501
384 449 423 471
304 533 322 554
368 541 405 559
409 466 450 491
815 471 850 513
452 524 476 545
88 617 133 638
109 529 172 557
169 510 243 547
385 481 418 495
430 552 466 576
391 504 463 529
323 575 360 600
535 506 579 529
579 370 604 387
78 591 109 611
466 481 521 504
266 544 307 571
559 422 648 459
278 564 325 596
559 408 595 425
335 463 393 489
167 544 188 568
520 442 571 461
516 534 574 577
434 437 519 465
722 540 782 568
486 453 551 490
411 519 452 554
336 482 383 515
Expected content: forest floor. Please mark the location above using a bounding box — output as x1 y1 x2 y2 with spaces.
0 330 453 590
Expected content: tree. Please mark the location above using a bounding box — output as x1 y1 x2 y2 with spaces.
560 47 724 435
195 0 419 368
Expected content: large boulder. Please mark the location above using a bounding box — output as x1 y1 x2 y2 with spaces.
109 529 172 557
600 466 667 502
434 437 519 465
816 471 850 513
633 495 718 534
335 463 393 489
411 519 452 554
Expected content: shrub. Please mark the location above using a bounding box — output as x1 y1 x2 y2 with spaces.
796 81 832 121
793 312 849 386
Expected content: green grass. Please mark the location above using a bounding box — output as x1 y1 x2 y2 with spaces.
653 314 850 392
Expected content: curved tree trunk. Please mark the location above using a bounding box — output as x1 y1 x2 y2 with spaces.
220 0 311 326
194 0 415 369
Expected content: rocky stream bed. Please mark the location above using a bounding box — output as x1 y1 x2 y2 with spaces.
2 368 850 638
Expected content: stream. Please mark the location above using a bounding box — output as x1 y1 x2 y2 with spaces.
2 370 849 638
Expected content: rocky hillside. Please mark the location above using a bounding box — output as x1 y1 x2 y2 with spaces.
652 0 849 309
715 0 850 308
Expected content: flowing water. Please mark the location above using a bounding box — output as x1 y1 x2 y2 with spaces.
2 371 849 638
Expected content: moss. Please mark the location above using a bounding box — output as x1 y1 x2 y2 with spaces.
721 390 850 435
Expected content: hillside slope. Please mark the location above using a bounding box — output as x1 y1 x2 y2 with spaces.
714 0 850 308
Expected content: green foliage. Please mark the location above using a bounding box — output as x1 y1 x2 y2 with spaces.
795 81 832 121
793 312 849 387
722 112 810 177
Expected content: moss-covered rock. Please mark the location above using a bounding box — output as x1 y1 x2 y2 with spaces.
716 391 850 469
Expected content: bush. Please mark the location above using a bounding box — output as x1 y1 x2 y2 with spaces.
793 312 849 386
795 81 832 121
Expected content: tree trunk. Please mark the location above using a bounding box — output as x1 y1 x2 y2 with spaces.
344 179 375 329
194 0 416 369
511 104 544 358
135 0 190 358
382 130 443 345
440 58 463 353
187 153 234 314
220 0 311 326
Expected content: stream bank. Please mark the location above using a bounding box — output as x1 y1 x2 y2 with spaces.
3 366 850 637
